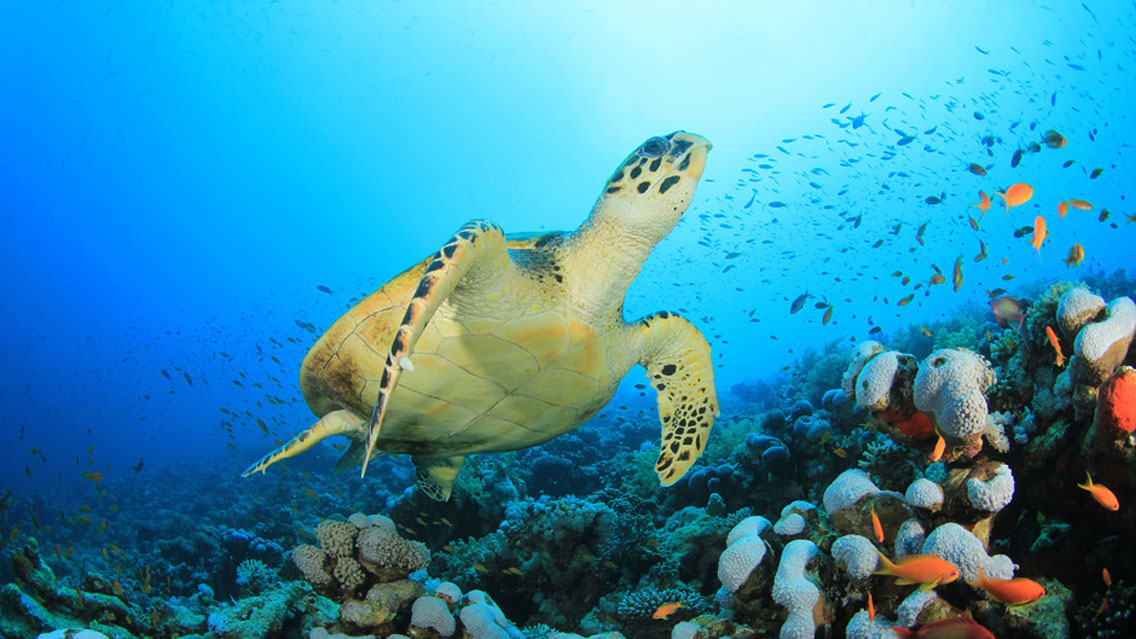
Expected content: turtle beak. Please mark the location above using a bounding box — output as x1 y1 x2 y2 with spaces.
670 132 711 180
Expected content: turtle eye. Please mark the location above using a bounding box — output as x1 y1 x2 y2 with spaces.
640 137 668 158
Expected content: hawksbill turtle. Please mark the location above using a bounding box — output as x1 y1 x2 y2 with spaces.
243 131 719 500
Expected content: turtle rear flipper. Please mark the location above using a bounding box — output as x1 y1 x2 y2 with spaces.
633 311 719 486
413 455 466 501
362 220 514 477
241 409 365 476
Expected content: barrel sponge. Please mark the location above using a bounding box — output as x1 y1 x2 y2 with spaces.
411 596 456 637
823 469 880 513
368 514 397 532
843 341 886 397
913 349 995 438
332 556 366 591
855 351 914 412
357 525 429 579
904 478 944 510
671 621 701 639
772 540 821 639
922 522 1015 584
845 610 898 639
1057 287 1105 337
726 515 772 546
291 544 333 588
774 513 807 536
315 520 359 558
434 580 463 606
966 463 1014 512
1074 297 1136 384
894 518 926 558
347 512 372 529
718 531 767 592
895 589 939 627
459 603 510 639
832 534 880 580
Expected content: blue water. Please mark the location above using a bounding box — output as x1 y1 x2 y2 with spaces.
1 0 1132 505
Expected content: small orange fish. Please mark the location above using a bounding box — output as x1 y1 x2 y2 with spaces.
898 294 915 307
998 183 1033 214
112 579 125 599
302 488 319 500
84 472 104 481
652 602 687 620
833 447 848 458
1079 472 1119 510
1068 199 1092 210
474 563 490 574
823 305 834 326
1031 215 1047 261
1096 596 1110 618
871 504 885 543
868 591 876 621
1062 243 1084 268
968 215 979 231
1057 201 1069 219
873 550 961 590
966 565 1046 605
1103 567 1112 587
971 190 991 217
1045 326 1065 367
930 435 947 462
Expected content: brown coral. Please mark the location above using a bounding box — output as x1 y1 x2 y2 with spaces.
316 520 359 558
357 525 430 582
333 556 367 592
292 544 333 588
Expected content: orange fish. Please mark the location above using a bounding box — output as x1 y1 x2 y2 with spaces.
890 617 995 639
930 435 947 462
1057 201 1069 219
872 550 961 589
84 472 104 481
1068 199 1092 210
1031 215 1047 261
652 602 687 620
868 591 876 621
971 190 991 217
1078 472 1119 511
997 183 1033 214
1103 567 1112 587
1063 244 1084 268
1045 326 1065 367
966 565 1046 605
871 504 885 543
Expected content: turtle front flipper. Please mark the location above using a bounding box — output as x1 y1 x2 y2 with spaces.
632 311 719 486
362 220 513 477
241 409 366 476
413 455 466 501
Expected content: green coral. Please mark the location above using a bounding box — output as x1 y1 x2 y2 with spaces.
1024 281 1082 363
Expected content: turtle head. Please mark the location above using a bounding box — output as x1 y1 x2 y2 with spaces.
590 131 711 242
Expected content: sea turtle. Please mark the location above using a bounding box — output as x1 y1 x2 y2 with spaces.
243 131 719 501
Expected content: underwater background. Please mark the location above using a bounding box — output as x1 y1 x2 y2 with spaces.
2 1 1135 638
